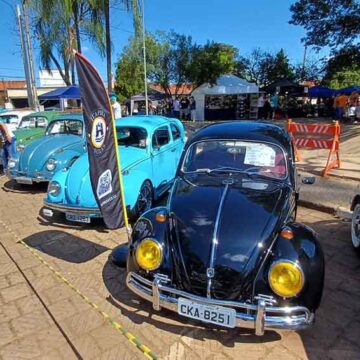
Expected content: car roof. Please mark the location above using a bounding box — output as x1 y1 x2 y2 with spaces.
0 110 33 116
115 115 178 130
23 110 60 118
189 121 292 150
53 113 84 121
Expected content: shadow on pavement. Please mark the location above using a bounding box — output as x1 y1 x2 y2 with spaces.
102 259 281 346
23 230 110 263
299 218 360 360
1 179 48 194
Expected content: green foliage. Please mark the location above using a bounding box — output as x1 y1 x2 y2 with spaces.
189 42 238 87
290 0 360 50
236 49 294 87
325 68 360 88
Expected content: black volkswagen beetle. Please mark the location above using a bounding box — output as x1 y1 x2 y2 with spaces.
126 121 324 335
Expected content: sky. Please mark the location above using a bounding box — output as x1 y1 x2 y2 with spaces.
0 0 326 86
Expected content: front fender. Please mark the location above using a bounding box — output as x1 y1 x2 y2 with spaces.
254 223 324 311
47 149 83 172
127 207 173 279
122 169 152 210
44 168 69 203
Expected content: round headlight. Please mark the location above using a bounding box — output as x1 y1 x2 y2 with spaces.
8 159 17 168
46 158 57 171
17 144 25 152
135 238 162 271
268 260 304 298
48 181 61 196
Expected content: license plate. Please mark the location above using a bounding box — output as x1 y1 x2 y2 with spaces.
177 298 236 328
65 213 90 223
16 177 33 184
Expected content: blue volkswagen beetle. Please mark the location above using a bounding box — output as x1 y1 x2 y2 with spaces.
8 114 86 184
42 115 185 223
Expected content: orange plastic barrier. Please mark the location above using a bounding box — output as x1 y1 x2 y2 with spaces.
287 119 341 177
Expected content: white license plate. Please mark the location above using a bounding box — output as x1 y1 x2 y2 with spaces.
16 177 33 184
65 213 91 223
177 298 236 328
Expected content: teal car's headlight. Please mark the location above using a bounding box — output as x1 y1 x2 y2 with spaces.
8 158 17 169
48 181 61 196
17 144 25 152
46 158 57 171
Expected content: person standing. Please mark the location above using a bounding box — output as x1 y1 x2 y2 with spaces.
257 93 265 119
110 95 122 119
172 97 180 118
0 122 16 175
180 96 190 120
189 96 196 122
270 93 279 119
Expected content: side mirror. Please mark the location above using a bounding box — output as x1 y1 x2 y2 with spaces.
302 176 316 185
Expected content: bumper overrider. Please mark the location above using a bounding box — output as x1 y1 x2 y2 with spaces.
126 272 314 336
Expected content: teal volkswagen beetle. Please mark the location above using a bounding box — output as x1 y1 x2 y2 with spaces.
8 114 86 184
43 116 185 222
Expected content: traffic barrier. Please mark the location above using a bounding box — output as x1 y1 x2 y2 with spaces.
287 119 341 177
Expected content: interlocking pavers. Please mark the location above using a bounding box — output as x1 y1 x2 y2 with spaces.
1 175 360 359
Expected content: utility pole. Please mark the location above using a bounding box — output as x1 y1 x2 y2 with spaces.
142 0 148 115
16 4 33 108
301 44 308 82
23 0 39 110
105 0 112 92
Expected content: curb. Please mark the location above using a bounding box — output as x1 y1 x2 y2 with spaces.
298 199 336 215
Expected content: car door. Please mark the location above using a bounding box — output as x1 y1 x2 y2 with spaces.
151 125 174 190
169 122 184 172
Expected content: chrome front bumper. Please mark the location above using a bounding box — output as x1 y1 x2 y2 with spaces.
126 272 314 336
9 170 49 183
43 200 102 216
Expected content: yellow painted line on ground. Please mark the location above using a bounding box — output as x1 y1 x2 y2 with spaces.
0 220 158 360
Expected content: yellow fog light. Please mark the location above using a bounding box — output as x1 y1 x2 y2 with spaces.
269 261 304 298
135 238 162 271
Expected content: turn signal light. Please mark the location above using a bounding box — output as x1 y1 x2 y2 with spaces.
280 227 294 240
155 212 167 222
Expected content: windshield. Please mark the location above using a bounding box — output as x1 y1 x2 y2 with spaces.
19 116 48 129
0 115 18 124
116 126 147 148
182 140 287 179
46 119 83 136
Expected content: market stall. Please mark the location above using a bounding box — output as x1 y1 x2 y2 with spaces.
38 85 81 110
192 75 258 121
130 89 165 115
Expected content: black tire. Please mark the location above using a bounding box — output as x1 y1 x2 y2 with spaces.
134 180 153 217
351 203 360 256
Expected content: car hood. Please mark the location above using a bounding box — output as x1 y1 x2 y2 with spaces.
64 146 147 206
14 128 45 145
169 174 291 300
18 134 82 172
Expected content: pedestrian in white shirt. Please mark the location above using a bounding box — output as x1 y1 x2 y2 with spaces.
110 95 122 119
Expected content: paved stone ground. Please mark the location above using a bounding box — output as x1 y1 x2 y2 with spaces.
0 177 360 360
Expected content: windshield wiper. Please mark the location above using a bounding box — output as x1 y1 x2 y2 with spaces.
194 166 243 174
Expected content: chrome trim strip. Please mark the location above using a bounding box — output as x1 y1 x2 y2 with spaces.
43 200 101 215
207 183 229 298
126 272 314 334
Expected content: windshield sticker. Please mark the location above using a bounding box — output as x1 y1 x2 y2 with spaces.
244 144 276 167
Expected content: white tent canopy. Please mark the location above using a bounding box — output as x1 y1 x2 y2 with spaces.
192 75 258 121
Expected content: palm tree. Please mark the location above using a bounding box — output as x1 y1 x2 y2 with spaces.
30 0 106 84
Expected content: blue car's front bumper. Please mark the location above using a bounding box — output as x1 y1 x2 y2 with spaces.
9 169 51 184
43 200 102 217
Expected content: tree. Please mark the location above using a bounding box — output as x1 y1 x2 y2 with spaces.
322 46 360 87
237 48 294 87
289 0 360 50
30 0 106 85
293 57 324 82
189 42 238 87
114 33 161 99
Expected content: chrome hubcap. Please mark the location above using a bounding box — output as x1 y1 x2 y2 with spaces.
352 205 360 247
